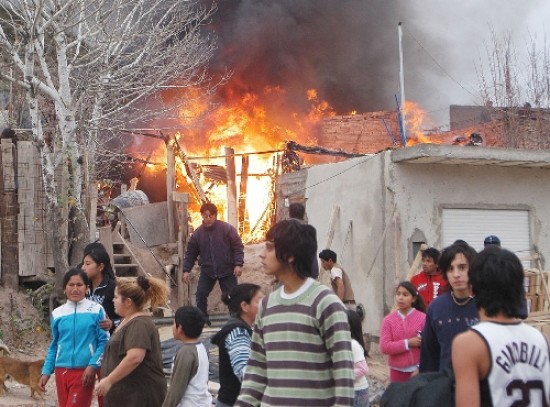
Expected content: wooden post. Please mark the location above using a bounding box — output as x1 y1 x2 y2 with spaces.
173 137 207 203
17 141 42 277
98 226 114 267
225 147 238 228
535 252 550 310
173 192 189 307
238 155 250 236
393 211 402 286
324 205 340 249
0 139 18 288
166 142 175 242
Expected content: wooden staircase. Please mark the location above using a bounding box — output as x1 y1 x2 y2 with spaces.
112 240 141 277
98 225 145 277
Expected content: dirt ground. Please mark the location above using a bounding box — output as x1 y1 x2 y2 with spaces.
0 288 65 406
0 242 389 406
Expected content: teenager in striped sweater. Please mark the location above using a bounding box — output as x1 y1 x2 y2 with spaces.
236 220 355 406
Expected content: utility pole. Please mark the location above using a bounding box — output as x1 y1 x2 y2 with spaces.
398 22 407 145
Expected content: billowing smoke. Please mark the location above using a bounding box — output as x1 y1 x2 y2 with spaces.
205 0 543 125
207 0 401 114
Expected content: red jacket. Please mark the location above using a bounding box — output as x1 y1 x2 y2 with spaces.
410 270 447 307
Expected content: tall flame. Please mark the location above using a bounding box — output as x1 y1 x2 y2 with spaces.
140 86 338 242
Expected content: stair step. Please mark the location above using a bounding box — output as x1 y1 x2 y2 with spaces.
208 314 230 328
114 263 139 268
113 253 131 258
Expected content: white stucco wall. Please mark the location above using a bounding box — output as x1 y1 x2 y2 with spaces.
293 145 550 336
302 154 388 336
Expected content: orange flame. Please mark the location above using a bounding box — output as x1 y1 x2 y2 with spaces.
141 87 337 242
404 101 443 146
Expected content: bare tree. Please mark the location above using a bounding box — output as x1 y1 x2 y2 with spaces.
0 0 219 294
476 29 550 148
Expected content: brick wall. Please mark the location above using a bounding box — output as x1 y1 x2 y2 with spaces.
450 105 550 150
319 111 401 154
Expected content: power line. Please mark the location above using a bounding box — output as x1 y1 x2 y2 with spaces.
402 25 484 105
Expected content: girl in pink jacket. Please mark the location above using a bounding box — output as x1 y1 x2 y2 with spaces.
380 281 426 382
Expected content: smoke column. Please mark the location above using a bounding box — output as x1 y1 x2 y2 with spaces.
208 0 400 113
205 0 542 125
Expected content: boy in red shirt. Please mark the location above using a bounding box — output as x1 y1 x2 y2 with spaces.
411 247 446 307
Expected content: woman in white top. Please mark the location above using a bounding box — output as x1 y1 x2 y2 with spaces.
347 309 370 407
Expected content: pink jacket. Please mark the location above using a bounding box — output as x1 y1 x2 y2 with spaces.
380 309 426 369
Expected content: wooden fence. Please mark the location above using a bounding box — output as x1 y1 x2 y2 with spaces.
0 139 52 283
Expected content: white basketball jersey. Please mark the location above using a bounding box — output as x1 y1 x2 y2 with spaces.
472 321 550 406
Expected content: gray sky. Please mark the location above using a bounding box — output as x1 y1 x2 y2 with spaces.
402 1 550 127
209 0 550 129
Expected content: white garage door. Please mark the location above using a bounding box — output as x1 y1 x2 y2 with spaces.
442 209 530 257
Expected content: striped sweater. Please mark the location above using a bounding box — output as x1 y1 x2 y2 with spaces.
236 281 355 406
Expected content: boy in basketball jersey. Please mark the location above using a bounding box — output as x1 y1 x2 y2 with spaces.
452 246 550 406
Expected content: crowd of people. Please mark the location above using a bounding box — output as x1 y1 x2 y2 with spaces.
380 235 550 406
37 200 549 406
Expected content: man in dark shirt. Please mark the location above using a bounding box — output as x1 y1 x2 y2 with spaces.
419 243 479 372
182 202 244 325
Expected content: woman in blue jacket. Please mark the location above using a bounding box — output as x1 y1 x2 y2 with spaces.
39 268 109 407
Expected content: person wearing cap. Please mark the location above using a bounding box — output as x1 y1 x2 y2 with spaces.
318 249 356 308
411 247 447 307
483 235 501 247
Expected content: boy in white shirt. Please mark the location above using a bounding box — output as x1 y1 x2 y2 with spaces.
163 306 212 407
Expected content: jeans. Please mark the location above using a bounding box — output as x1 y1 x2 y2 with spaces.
196 272 238 319
354 387 370 407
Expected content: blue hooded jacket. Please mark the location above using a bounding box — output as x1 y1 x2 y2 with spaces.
42 298 109 374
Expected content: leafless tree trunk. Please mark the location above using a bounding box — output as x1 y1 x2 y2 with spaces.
0 0 220 295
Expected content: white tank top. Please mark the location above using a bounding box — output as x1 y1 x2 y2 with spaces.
471 321 550 406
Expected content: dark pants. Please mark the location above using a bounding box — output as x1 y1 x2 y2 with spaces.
196 272 238 318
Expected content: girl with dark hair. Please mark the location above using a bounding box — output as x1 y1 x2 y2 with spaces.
39 268 109 407
347 309 370 407
380 281 427 382
95 275 169 407
211 283 263 406
82 242 119 333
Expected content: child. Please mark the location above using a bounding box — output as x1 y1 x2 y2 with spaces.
380 281 426 382
236 220 354 406
162 306 212 407
39 268 109 407
211 283 263 407
347 309 370 407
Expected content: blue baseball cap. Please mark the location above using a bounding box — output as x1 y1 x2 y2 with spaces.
483 235 501 247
